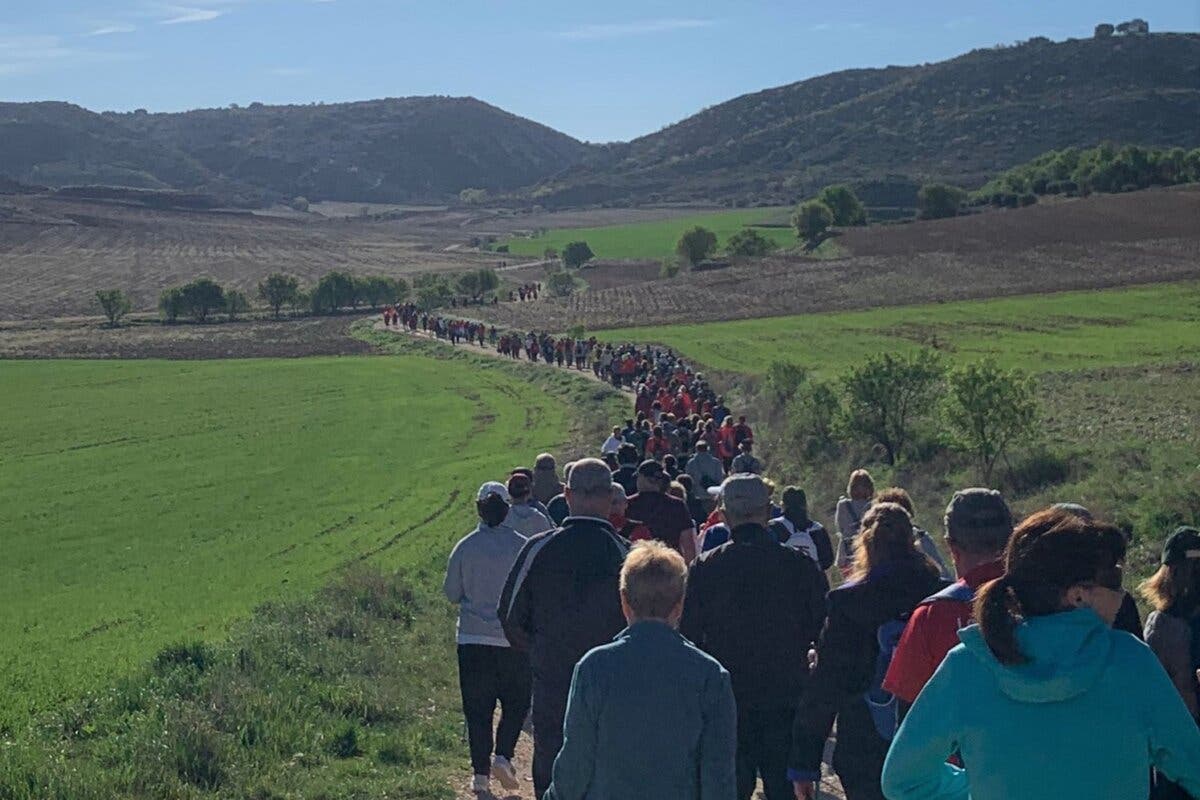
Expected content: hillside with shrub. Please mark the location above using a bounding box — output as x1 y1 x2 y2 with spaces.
531 33 1200 207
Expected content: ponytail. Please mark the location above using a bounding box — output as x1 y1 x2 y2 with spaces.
975 575 1027 665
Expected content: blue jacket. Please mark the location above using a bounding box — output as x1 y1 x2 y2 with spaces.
546 620 737 800
882 608 1200 800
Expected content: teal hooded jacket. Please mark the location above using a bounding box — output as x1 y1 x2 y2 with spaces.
881 607 1200 800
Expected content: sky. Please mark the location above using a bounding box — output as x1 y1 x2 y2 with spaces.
2 1 1198 142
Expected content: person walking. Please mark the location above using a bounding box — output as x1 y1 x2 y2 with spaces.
881 509 1200 800
498 459 630 799
532 453 564 507
503 472 554 537
681 474 827 800
545 541 737 800
609 482 652 542
789 503 947 800
611 444 641 497
1140 525 1200 800
768 486 834 570
874 487 953 581
628 460 697 563
835 469 875 575
730 439 763 475
443 482 531 794
883 488 1013 708
601 427 623 456
685 440 724 513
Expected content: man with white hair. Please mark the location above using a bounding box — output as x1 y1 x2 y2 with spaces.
499 458 630 799
681 474 827 800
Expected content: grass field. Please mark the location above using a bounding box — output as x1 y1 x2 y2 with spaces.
602 282 1200 376
0 355 572 733
502 207 796 260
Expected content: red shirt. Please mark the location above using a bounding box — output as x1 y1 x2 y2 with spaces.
627 491 693 552
883 559 1005 703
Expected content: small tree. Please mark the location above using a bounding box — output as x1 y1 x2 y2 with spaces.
159 288 185 323
792 200 835 242
179 278 225 323
817 185 867 226
95 289 132 327
546 271 577 297
840 349 945 465
946 359 1039 483
726 227 777 258
290 196 309 212
763 361 809 404
258 273 300 319
917 183 967 220
787 379 841 457
311 271 355 315
542 247 558 261
1094 22 1115 38
675 226 718 267
561 241 595 269
224 289 250 320
358 276 401 308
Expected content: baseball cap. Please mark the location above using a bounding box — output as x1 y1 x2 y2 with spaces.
944 488 1014 552
1162 526 1200 565
477 481 511 503
507 473 533 497
637 460 667 480
716 474 772 517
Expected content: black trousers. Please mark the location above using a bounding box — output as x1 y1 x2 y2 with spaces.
736 705 795 800
531 679 570 800
457 645 532 777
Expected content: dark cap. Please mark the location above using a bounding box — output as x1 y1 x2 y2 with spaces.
944 488 1013 553
637 460 667 480
1162 526 1200 565
507 473 533 498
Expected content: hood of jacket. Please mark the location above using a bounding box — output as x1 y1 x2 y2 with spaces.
958 607 1113 703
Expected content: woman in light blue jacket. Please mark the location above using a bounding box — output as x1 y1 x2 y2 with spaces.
882 508 1200 800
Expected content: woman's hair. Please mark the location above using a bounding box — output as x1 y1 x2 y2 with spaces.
667 481 687 500
1140 560 1200 614
849 502 938 582
477 496 509 528
874 487 915 517
847 469 875 501
621 542 687 619
976 509 1127 665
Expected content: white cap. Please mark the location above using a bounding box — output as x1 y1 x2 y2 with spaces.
477 481 511 503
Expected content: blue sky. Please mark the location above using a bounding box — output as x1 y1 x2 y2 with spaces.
2 1 1197 142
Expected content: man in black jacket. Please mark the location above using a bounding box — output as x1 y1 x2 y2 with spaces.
680 474 828 800
498 458 629 799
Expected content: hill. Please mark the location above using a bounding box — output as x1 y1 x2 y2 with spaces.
530 33 1200 207
0 97 594 206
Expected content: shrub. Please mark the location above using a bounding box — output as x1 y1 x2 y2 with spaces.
839 349 945 464
763 361 809 404
224 289 250 320
327 722 362 759
787 380 841 457
290 196 309 212
95 289 132 327
311 271 355 314
561 241 595 269
726 227 777 258
675 226 718 266
257 273 300 319
660 256 682 279
817 185 867 226
546 270 577 297
159 288 185 324
792 200 834 241
1003 446 1072 495
945 359 1040 483
153 641 214 675
179 278 225 323
917 184 966 219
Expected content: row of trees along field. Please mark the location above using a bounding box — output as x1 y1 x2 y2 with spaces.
94 268 503 326
764 352 1039 483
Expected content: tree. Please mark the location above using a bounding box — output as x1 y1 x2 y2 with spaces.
224 289 250 320
946 359 1039 483
159 288 184 323
258 273 300 319
290 196 309 212
561 241 595 269
840 349 945 465
179 278 225 323
311 271 355 315
726 227 777 258
817 185 867 226
546 271 577 297
675 226 718 266
357 276 403 308
542 247 558 261
792 200 834 242
95 289 132 327
917 184 966 220
1094 22 1115 38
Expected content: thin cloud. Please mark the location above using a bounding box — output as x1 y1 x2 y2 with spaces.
556 18 715 41
89 24 138 36
160 7 225 24
270 66 311 76
0 34 138 75
809 21 867 32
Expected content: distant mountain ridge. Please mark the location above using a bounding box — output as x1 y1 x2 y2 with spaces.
0 32 1197 207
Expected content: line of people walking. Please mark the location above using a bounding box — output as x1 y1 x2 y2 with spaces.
445 440 1200 800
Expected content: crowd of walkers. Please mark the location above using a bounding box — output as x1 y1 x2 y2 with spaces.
445 423 1200 799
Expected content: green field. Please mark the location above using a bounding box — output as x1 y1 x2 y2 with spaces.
0 355 571 731
503 207 797 260
603 282 1200 376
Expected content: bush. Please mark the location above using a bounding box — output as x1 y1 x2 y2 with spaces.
792 200 834 242
179 278 225 323
159 288 185 323
1003 446 1072 495
917 184 966 220
290 196 309 212
817 185 867 226
787 380 841 457
257 273 300 319
840 349 945 464
95 289 132 327
562 241 595 269
763 361 809 404
675 226 718 266
945 359 1039 483
311 271 355 315
660 256 682 279
726 227 777 258
224 289 250 320
546 270 577 297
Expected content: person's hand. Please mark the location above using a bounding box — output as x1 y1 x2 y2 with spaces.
793 779 817 800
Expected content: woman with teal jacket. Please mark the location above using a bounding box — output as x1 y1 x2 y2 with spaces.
881 508 1200 800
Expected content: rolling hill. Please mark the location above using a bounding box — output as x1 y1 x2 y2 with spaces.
530 32 1200 207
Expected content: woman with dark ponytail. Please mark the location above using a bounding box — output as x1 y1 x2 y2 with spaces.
882 508 1200 800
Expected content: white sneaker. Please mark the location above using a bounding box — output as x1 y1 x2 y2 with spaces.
471 774 489 793
492 755 520 790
